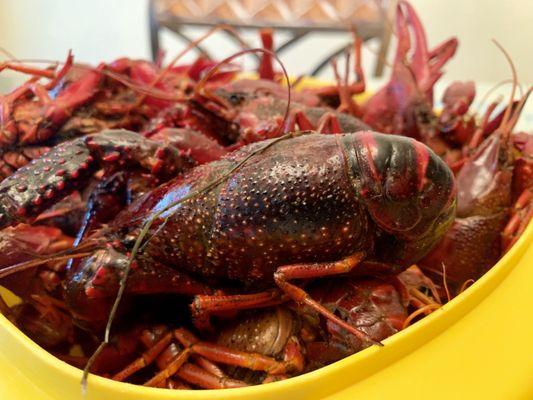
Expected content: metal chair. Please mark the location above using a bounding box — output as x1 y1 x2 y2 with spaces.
148 0 396 77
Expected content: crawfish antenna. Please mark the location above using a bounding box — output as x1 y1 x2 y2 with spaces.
0 235 101 280
0 251 94 280
0 56 187 103
475 78 522 115
491 40 531 142
441 263 451 303
134 24 257 108
0 46 19 61
505 86 532 133
491 39 518 139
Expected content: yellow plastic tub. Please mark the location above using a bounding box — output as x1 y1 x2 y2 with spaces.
0 77 531 398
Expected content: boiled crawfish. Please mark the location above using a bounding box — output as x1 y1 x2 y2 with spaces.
420 88 532 289
362 0 458 143
97 269 441 387
91 276 408 387
0 128 455 345
0 51 224 178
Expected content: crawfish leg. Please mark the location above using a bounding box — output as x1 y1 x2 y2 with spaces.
176 363 248 389
112 332 173 382
183 341 297 375
285 109 343 134
0 62 56 79
146 342 247 389
143 332 248 389
502 188 533 251
174 328 302 375
258 29 275 80
191 290 284 330
316 112 343 134
273 252 380 345
144 347 191 387
284 109 315 131
171 327 230 378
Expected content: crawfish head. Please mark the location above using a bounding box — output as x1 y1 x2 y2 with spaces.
65 246 128 330
344 132 456 264
64 239 213 331
431 81 478 155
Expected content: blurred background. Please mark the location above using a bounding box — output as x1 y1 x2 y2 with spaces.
0 0 532 127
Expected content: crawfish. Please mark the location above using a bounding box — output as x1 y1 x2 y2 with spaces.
0 55 102 177
144 43 368 147
362 0 457 142
0 129 455 342
0 54 205 178
420 85 532 289
105 276 409 387
186 87 370 147
0 224 75 347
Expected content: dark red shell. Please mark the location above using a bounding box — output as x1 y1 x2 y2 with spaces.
106 132 453 286
311 277 408 353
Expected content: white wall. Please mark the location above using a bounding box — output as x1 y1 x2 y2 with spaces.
409 0 533 84
0 0 532 90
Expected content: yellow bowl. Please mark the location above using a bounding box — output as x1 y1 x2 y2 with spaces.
0 221 531 399
0 76 532 398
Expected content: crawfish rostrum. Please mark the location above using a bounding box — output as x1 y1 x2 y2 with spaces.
0 0 531 390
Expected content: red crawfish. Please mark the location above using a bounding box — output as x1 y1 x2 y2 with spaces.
437 81 477 148
0 54 102 178
0 224 75 348
420 85 532 290
191 88 370 146
0 53 212 178
102 276 408 387
146 44 369 148
0 129 455 342
362 0 457 142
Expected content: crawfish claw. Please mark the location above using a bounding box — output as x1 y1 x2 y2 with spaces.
0 129 194 229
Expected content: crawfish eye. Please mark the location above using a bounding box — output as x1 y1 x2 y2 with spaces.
121 234 137 248
228 92 246 105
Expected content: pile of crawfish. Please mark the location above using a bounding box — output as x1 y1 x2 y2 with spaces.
0 1 531 390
